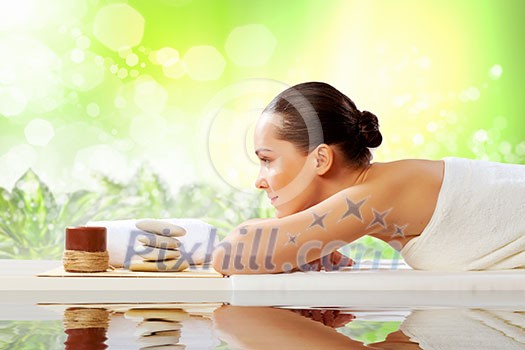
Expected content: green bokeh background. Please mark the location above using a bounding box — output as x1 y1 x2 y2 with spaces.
1 0 524 193
0 0 524 259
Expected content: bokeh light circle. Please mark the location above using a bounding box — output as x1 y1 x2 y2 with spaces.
0 87 28 117
183 45 225 81
225 24 277 67
61 50 105 91
0 35 62 116
93 3 145 52
24 118 55 146
156 47 180 66
133 75 168 114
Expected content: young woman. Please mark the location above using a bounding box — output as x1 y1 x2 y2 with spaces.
212 82 525 275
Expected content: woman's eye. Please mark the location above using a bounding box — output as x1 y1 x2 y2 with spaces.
260 158 271 166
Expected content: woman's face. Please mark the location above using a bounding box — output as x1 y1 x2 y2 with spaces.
254 113 319 218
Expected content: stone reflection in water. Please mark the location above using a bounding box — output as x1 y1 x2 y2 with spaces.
63 307 109 350
58 304 220 349
125 308 188 349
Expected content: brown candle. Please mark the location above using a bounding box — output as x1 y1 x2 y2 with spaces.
63 226 109 272
66 226 107 252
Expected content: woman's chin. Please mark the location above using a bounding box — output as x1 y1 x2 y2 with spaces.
274 207 289 219
274 205 300 219
275 210 285 219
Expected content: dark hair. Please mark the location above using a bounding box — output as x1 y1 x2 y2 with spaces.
262 81 382 167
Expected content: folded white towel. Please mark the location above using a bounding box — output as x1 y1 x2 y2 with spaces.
400 309 525 349
87 218 218 267
401 157 525 271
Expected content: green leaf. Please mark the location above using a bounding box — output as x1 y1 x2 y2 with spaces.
132 165 174 217
0 188 16 238
11 169 58 245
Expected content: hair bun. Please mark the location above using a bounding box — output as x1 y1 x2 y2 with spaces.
358 111 382 148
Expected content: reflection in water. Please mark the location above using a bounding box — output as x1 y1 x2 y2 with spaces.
392 309 525 350
124 308 188 349
57 304 220 349
289 309 356 328
63 308 109 350
213 307 525 349
2 304 523 349
213 306 371 349
0 319 65 348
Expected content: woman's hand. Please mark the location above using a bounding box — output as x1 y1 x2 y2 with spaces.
290 309 355 328
296 250 354 272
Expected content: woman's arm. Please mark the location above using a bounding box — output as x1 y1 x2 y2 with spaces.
212 184 387 275
213 306 366 350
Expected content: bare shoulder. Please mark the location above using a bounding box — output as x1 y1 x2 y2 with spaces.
363 159 444 205
369 159 445 184
365 158 445 241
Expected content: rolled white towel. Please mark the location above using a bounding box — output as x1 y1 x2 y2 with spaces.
86 218 218 268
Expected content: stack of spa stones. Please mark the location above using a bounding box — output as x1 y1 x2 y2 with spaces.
125 308 189 349
129 220 189 272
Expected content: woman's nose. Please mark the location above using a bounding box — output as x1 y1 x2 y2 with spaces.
255 174 269 190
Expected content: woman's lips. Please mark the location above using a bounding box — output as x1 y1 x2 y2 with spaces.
269 195 278 204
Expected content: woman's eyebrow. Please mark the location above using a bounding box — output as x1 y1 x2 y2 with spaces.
255 148 273 156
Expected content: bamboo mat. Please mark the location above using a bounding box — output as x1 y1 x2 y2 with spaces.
37 265 223 278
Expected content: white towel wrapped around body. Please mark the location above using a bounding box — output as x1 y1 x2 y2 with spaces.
87 218 218 268
401 157 525 271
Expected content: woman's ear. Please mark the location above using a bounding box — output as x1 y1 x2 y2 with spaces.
313 144 333 175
